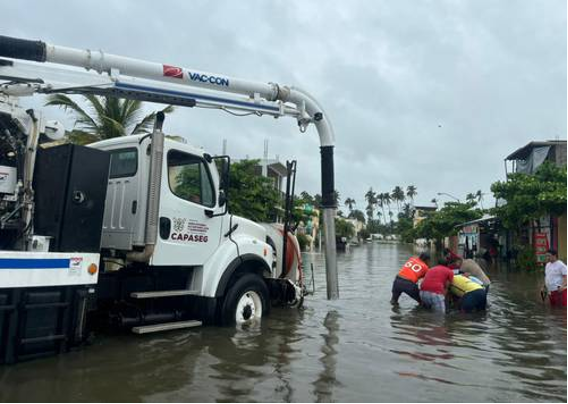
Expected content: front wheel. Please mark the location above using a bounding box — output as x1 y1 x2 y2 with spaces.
220 273 270 326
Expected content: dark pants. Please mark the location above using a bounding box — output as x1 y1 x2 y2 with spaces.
391 276 420 303
461 289 487 312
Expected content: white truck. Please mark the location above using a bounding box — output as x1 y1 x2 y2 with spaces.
0 35 338 364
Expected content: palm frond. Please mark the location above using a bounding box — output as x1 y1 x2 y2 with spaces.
45 94 99 132
131 105 175 135
99 115 127 139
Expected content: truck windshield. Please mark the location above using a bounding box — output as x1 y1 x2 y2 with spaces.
167 150 215 207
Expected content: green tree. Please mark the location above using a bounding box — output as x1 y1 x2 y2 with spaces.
491 162 567 232
335 218 355 239
391 186 405 212
45 94 174 144
465 193 476 204
406 185 417 206
348 209 366 224
382 192 393 225
475 190 485 210
413 201 483 246
300 191 314 205
344 197 356 212
227 159 282 222
364 188 377 221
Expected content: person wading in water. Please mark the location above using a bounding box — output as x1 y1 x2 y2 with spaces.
391 252 430 305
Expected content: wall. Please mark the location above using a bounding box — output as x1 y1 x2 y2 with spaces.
554 142 567 166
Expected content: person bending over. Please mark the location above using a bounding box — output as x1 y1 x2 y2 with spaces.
391 252 430 305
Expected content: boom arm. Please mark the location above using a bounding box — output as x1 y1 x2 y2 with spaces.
0 35 339 299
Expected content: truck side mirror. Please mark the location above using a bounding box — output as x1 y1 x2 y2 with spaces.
212 155 230 217
218 190 227 207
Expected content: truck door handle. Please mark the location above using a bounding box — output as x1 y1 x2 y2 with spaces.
204 209 214 218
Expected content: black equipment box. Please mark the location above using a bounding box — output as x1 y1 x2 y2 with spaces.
34 144 110 253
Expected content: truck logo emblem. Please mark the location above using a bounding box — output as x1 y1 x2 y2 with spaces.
173 217 186 232
163 64 183 79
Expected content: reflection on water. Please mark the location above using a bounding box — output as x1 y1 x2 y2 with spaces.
0 243 566 402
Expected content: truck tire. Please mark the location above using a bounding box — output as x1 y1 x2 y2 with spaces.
220 273 270 326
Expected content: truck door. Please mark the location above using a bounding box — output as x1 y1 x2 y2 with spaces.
152 147 224 266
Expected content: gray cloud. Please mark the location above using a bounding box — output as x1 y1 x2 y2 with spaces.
3 0 566 211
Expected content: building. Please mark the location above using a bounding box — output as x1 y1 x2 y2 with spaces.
503 139 567 261
412 205 437 248
412 205 437 228
255 159 289 196
455 215 499 259
505 140 566 176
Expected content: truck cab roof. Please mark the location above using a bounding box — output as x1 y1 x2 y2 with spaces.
90 133 207 158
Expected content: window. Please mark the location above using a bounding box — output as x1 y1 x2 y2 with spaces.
109 148 138 178
167 150 215 207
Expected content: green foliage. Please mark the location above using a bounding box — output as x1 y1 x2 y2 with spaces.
348 209 366 223
491 162 567 229
396 216 415 243
228 160 281 222
296 233 309 251
406 185 417 202
335 218 355 239
344 197 356 211
413 201 483 241
515 245 538 271
46 94 174 144
358 227 371 240
366 219 382 234
391 186 405 210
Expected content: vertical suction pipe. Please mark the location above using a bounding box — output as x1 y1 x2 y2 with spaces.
127 112 165 262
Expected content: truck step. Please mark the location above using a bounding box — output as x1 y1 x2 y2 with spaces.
132 320 202 334
130 290 199 299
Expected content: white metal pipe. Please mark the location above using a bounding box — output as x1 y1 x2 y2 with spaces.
44 44 279 100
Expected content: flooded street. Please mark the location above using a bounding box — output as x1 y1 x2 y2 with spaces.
1 243 566 402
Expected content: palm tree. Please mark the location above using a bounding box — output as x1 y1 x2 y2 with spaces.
332 190 341 206
375 194 384 225
466 193 476 204
475 190 485 210
45 94 174 145
391 186 405 212
406 185 417 206
382 192 393 224
364 188 377 221
344 197 356 212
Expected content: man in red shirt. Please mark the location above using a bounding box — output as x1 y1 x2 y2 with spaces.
391 252 430 305
420 262 454 313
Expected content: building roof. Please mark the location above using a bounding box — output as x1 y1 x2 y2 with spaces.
505 140 566 161
414 205 437 211
265 160 288 177
457 214 497 228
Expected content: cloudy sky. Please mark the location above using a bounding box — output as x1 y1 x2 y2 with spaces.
3 0 566 212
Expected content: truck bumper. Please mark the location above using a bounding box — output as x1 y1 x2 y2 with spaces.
0 251 100 288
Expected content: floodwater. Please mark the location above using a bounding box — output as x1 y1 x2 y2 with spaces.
1 243 566 402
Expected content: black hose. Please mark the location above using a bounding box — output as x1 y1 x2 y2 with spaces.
0 35 46 62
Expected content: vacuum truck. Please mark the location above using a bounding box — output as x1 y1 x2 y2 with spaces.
0 35 338 364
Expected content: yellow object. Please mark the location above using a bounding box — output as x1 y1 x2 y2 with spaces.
450 275 483 297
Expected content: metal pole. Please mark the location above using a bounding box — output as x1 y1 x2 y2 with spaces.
322 208 338 299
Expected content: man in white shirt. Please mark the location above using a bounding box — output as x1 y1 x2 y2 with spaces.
543 249 567 307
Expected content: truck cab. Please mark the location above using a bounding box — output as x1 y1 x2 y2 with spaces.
90 132 301 331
